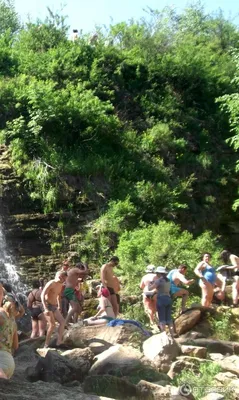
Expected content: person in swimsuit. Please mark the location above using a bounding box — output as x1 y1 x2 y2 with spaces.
218 250 239 307
194 253 217 307
112 275 121 315
100 256 119 317
27 280 46 338
83 287 115 326
167 265 194 312
140 265 157 324
41 270 68 348
0 294 19 379
64 264 89 327
149 266 175 337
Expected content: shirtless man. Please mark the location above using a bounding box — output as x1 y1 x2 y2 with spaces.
64 265 89 327
167 265 194 312
219 250 239 307
41 270 68 348
140 265 157 324
100 256 119 317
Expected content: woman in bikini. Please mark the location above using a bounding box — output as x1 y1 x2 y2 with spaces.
27 280 46 338
83 286 115 326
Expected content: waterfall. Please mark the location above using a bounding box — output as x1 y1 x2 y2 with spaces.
0 218 26 293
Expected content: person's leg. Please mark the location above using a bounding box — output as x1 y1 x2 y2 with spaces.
38 314 47 337
110 294 118 317
30 319 39 338
165 300 175 336
173 289 189 312
0 369 8 379
200 281 209 307
157 298 166 332
84 318 108 326
65 300 79 326
44 311 56 347
54 308 66 346
232 277 239 306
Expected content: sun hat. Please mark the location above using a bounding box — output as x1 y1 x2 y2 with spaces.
145 265 155 273
155 266 168 274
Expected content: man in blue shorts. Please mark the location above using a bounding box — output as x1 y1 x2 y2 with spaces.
167 265 194 312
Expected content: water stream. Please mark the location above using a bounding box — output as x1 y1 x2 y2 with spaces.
0 218 26 293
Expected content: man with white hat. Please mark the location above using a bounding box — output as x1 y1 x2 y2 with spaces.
140 265 158 324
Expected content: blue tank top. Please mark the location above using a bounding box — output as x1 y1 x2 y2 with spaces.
202 264 216 284
167 269 177 283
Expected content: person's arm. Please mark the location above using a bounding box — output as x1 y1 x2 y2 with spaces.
140 277 145 290
12 327 19 352
57 293 61 310
230 255 239 270
41 281 53 311
27 292 34 309
176 272 194 285
100 265 108 287
0 284 3 306
15 304 25 319
194 262 206 280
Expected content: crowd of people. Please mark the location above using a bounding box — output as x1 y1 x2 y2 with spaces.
140 251 239 335
0 250 239 380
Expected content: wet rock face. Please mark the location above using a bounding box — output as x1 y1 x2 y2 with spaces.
0 145 99 282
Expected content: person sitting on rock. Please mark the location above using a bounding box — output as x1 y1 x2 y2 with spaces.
167 265 194 313
0 293 19 379
149 266 175 337
27 279 46 338
194 253 217 307
83 286 115 326
140 265 158 325
41 270 68 348
218 250 239 308
64 264 89 327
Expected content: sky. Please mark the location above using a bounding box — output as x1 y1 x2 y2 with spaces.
14 0 239 34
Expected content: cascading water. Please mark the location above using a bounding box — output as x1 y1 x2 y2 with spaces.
0 218 26 293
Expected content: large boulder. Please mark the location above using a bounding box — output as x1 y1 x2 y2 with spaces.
214 371 238 385
63 323 149 350
0 379 106 400
175 309 201 335
137 381 195 400
143 332 180 372
83 375 151 400
61 348 95 379
176 338 239 355
89 344 153 377
217 355 239 376
181 345 207 358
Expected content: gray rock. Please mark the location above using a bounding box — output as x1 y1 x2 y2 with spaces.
143 332 180 372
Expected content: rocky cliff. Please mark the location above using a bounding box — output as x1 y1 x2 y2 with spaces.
0 145 102 282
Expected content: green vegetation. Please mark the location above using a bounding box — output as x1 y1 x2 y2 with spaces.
174 362 234 400
1 2 239 285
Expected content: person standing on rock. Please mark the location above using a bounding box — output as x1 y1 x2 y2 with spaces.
149 266 175 336
64 264 89 327
27 279 46 338
41 270 68 348
218 250 239 307
0 294 19 379
167 265 194 313
100 256 119 317
194 253 217 307
140 265 158 325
